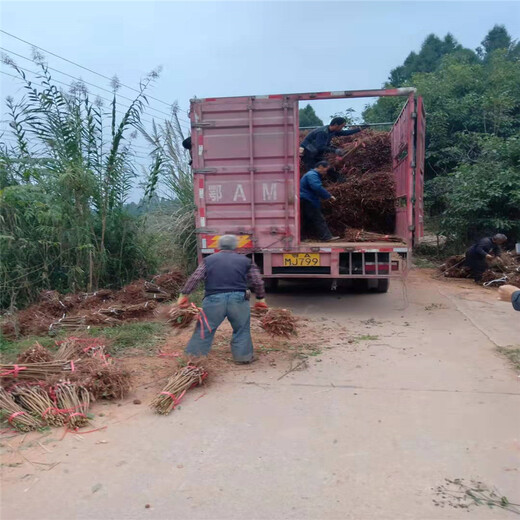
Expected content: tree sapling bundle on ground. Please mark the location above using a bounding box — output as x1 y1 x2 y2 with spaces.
0 360 78 382
12 385 65 427
75 358 131 400
17 342 53 364
0 388 43 432
151 365 207 415
55 382 90 429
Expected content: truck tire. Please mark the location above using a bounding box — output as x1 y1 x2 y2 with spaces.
375 279 389 293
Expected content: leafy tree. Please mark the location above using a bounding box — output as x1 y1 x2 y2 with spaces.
363 25 520 246
478 24 520 59
388 33 473 86
299 104 323 127
429 135 520 242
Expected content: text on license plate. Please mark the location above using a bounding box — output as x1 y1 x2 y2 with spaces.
283 253 321 267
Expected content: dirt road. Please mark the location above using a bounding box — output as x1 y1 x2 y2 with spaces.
2 270 519 519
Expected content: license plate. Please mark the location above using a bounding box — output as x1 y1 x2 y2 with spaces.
283 253 320 267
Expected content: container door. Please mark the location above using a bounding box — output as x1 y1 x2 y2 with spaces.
390 93 415 245
414 96 426 242
191 96 298 251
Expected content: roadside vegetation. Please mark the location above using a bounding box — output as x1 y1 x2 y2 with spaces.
497 346 520 372
0 322 169 362
363 25 520 251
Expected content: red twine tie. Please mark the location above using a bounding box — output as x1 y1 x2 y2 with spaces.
0 365 27 378
191 303 212 339
8 411 26 424
160 389 187 408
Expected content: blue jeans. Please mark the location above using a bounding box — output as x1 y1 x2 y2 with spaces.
185 292 253 362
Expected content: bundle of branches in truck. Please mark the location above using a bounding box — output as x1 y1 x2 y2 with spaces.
325 130 395 237
300 129 396 238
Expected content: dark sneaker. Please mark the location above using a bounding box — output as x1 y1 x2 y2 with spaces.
234 356 258 365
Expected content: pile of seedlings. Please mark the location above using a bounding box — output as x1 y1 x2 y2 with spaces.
0 336 131 432
1 268 186 338
300 129 397 238
261 309 298 337
440 251 520 288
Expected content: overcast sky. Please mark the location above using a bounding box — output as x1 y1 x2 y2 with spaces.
1 0 519 199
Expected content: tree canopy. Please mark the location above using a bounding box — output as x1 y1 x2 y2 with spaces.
363 25 520 244
299 104 323 128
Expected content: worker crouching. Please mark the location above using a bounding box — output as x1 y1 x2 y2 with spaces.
177 235 268 364
464 233 507 282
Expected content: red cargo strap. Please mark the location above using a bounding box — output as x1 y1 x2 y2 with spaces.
191 303 212 339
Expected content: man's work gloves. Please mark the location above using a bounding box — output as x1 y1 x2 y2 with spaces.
177 294 190 308
254 299 268 310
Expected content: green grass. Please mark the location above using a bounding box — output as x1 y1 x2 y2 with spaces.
0 332 64 362
497 346 520 371
87 322 168 355
413 256 437 269
354 334 379 341
0 322 169 361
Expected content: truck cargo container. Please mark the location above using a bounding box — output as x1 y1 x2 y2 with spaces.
189 88 425 293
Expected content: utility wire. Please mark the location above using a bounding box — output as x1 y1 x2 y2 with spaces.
0 29 188 112
0 46 190 122
1 69 161 127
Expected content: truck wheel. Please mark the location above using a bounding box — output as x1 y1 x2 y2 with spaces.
375 279 389 293
264 279 279 292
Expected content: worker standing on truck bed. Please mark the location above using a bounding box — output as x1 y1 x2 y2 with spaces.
300 161 339 242
177 235 268 364
464 233 507 282
299 117 363 171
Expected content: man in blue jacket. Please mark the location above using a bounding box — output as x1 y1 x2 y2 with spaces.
300 161 339 241
299 117 363 171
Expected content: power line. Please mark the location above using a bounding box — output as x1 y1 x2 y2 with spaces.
0 29 187 112
0 46 189 122
1 69 160 127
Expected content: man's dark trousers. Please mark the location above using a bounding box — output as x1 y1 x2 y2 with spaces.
300 198 332 241
464 250 487 281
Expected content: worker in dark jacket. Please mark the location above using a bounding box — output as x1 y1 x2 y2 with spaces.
464 234 507 282
299 117 363 171
498 284 520 311
182 136 192 165
177 235 267 363
300 161 339 242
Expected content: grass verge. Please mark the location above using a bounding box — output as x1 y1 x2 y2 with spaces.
0 322 169 362
497 346 520 371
